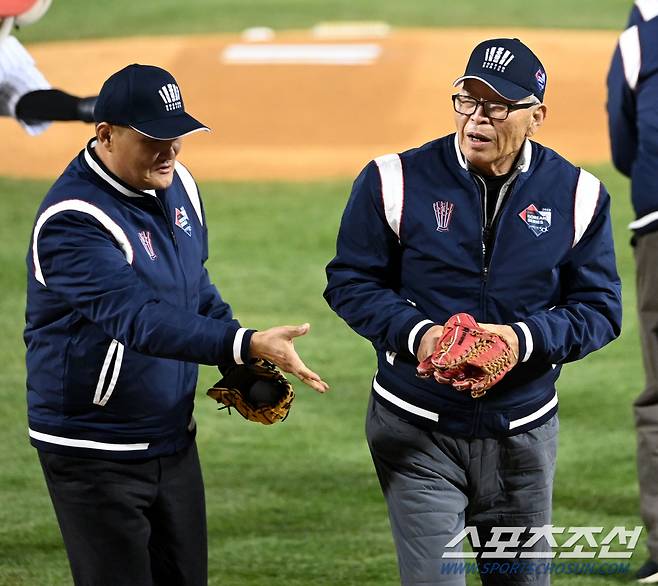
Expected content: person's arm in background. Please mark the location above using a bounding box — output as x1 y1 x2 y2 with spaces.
607 26 639 178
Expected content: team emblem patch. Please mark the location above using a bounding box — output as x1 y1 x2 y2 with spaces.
433 200 455 232
535 68 546 92
138 230 157 260
175 206 192 237
158 83 182 112
519 204 552 237
482 46 515 72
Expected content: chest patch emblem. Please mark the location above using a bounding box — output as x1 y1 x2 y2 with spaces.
175 206 192 237
433 200 455 232
138 230 157 261
519 204 552 237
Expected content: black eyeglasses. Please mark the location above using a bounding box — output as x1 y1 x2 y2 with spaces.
451 94 537 121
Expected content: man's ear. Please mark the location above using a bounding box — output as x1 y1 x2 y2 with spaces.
526 104 547 138
95 122 113 149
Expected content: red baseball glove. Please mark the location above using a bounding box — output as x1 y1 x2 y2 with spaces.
416 313 517 398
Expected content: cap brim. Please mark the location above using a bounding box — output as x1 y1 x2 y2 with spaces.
453 74 534 102
130 112 210 140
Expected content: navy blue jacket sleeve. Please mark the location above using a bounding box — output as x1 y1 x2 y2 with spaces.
324 162 435 359
607 41 637 177
36 210 249 367
198 266 236 322
512 186 622 365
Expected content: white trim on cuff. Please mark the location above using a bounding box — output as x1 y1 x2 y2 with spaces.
515 322 533 363
233 327 248 365
408 319 434 355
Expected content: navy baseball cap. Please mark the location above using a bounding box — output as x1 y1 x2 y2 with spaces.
93 64 209 140
453 38 547 102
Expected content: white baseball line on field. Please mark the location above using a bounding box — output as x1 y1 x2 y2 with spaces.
222 43 382 65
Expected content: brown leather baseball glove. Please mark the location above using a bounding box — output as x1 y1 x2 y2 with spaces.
207 359 294 424
416 313 517 398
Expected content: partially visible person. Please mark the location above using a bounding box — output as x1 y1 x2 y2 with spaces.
26 63 328 586
607 3 658 582
0 0 96 135
626 0 658 26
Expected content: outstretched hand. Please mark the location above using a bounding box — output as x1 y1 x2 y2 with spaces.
249 323 329 393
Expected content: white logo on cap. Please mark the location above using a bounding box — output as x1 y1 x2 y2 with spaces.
482 47 515 72
158 84 182 112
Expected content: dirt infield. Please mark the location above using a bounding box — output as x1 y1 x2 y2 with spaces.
1 27 619 181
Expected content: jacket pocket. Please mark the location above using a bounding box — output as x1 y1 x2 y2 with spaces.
92 339 124 407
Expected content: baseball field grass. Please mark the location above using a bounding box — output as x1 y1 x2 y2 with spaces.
0 164 645 585
21 0 630 43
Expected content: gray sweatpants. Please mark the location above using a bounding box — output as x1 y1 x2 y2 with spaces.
366 396 558 586
634 231 658 561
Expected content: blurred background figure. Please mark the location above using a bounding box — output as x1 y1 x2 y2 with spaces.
0 0 96 135
626 0 658 25
607 0 658 582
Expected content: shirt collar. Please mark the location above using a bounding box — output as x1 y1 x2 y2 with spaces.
83 138 157 199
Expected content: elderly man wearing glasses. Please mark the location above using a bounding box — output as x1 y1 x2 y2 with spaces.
325 38 621 585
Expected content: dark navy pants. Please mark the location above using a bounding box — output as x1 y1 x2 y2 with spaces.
38 441 207 586
366 395 558 586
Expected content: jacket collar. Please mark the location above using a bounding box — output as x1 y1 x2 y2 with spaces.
83 138 157 199
453 133 532 174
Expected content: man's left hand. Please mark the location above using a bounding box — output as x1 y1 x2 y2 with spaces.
479 323 520 366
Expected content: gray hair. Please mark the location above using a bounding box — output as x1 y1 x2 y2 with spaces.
519 95 542 106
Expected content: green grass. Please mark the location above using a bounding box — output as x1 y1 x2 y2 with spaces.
0 163 647 584
19 0 632 43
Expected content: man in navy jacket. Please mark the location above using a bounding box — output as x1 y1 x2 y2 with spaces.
326 38 621 585
607 1 658 581
25 63 327 586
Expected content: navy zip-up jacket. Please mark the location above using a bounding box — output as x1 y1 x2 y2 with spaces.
607 3 658 234
25 139 254 459
324 134 621 438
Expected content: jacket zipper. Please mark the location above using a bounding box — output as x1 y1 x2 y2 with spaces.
475 170 522 284
152 195 178 251
472 173 521 432
481 172 521 277
471 174 486 434
472 175 489 327
151 193 188 401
